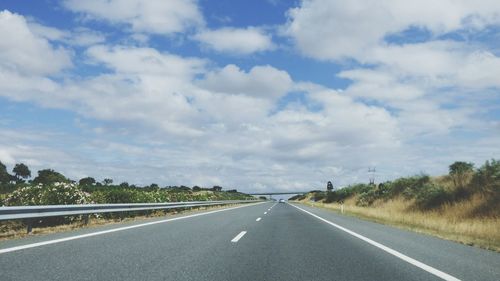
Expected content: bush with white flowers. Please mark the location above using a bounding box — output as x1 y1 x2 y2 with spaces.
4 182 92 206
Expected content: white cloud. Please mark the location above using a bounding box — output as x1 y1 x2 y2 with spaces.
194 27 274 54
284 0 500 61
339 69 425 101
26 21 67 41
0 149 16 166
338 69 476 136
195 91 272 127
456 51 500 89
0 10 72 76
69 27 106 46
0 28 408 190
198 64 292 99
28 21 106 46
63 0 204 35
284 0 500 141
86 45 206 77
339 42 500 103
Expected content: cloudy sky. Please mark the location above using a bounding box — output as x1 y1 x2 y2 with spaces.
0 0 499 192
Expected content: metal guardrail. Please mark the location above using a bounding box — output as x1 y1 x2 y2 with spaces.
0 200 259 233
0 200 257 221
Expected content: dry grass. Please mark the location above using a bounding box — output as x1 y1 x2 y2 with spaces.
299 194 500 252
0 204 238 241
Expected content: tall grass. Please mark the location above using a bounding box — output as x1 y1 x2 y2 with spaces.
301 193 500 251
297 160 500 251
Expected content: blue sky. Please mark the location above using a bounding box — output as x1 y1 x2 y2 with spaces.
0 0 499 192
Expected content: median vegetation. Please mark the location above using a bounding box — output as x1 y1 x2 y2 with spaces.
0 162 253 238
290 160 500 251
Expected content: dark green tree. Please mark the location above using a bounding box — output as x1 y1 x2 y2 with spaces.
212 185 222 192
449 161 474 188
119 182 129 188
79 177 96 186
12 163 31 183
192 186 201 191
103 178 113 186
33 169 69 185
471 159 500 194
178 185 191 191
0 161 12 184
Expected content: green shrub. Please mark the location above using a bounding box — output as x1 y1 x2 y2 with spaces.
312 192 326 201
350 183 374 194
4 183 92 206
471 159 500 195
387 175 431 199
4 183 93 225
415 183 450 209
356 189 378 206
91 188 172 203
376 182 391 197
289 194 306 201
449 161 474 188
324 189 349 203
0 182 17 195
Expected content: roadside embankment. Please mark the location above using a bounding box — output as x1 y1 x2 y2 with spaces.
292 160 500 252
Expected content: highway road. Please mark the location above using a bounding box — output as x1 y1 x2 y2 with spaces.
1 202 499 281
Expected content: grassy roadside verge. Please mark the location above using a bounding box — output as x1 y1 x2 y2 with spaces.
0 203 246 241
295 199 500 252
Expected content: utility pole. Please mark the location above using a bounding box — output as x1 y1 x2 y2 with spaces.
368 167 376 185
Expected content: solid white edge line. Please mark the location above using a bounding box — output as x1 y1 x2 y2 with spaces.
256 217 261 222
0 202 265 255
289 203 461 281
231 231 247 243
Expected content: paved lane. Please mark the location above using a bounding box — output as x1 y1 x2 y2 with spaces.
0 202 498 281
291 203 500 281
215 203 452 281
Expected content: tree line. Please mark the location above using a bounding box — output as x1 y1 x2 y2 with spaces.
0 161 231 193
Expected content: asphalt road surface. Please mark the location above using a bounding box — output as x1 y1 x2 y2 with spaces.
1 202 499 281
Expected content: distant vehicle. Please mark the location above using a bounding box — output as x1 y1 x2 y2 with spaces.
279 199 285 203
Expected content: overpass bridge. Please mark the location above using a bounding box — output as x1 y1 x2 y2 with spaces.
247 191 309 196
247 191 310 199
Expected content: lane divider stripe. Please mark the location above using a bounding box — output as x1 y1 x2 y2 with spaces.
231 231 247 243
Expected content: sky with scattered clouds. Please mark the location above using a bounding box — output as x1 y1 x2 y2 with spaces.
0 0 499 192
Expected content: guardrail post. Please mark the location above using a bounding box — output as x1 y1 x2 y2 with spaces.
83 215 89 225
25 219 34 234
